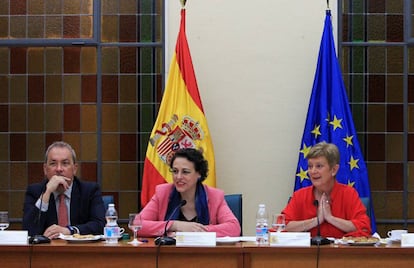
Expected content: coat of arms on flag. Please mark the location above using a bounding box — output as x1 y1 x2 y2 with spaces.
150 114 204 164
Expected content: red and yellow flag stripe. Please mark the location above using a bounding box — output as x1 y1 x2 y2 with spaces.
141 9 216 207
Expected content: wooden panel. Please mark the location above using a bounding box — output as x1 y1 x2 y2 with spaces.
2 239 414 268
0 245 31 268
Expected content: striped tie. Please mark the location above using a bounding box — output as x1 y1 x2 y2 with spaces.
58 194 68 226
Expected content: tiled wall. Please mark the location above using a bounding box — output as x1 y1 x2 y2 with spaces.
341 0 413 235
0 0 164 222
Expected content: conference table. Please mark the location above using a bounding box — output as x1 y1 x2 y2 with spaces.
1 238 414 268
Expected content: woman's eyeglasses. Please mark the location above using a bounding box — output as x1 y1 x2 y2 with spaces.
169 168 193 176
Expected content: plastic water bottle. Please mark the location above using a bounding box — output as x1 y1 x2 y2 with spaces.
104 203 119 243
256 204 269 245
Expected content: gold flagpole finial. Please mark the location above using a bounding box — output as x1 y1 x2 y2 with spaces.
180 0 187 8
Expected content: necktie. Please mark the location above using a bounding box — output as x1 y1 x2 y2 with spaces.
58 194 68 226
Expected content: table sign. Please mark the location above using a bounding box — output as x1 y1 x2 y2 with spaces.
401 233 414 247
269 232 310 247
175 232 216 247
0 230 28 245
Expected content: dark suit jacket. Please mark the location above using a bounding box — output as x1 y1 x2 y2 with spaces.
22 177 106 236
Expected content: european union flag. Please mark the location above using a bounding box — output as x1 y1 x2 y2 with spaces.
294 10 376 232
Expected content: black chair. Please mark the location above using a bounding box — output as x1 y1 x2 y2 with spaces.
224 194 243 235
360 197 371 217
102 195 114 210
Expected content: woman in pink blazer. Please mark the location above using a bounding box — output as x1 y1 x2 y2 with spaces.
138 148 241 238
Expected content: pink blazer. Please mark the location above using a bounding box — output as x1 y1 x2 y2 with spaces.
139 183 241 237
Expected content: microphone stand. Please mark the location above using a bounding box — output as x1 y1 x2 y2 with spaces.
29 191 51 244
311 200 331 245
154 200 187 246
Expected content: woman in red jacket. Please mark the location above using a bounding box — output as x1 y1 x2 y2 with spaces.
282 142 371 238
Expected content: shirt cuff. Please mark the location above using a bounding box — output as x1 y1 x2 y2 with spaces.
35 198 49 212
72 226 80 234
66 226 75 235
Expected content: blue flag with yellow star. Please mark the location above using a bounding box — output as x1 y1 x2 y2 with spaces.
294 10 376 232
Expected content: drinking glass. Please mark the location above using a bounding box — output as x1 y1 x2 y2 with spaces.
272 213 285 232
0 211 9 231
128 213 142 245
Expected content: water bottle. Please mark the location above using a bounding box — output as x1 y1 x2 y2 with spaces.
256 204 269 245
104 203 119 243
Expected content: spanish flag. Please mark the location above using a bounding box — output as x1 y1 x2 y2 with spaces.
141 8 216 207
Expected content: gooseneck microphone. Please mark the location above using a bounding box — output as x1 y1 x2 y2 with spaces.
29 191 51 244
311 200 331 245
154 200 187 245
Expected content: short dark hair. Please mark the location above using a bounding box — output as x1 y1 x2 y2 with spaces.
169 148 209 181
45 141 77 163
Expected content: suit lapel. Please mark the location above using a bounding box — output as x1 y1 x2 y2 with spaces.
70 178 81 225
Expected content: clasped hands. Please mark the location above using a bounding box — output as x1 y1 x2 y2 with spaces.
317 192 333 224
171 221 208 233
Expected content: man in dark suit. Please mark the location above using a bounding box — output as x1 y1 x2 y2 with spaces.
23 141 105 238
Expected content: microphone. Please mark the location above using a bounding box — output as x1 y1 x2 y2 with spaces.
310 200 331 245
29 191 51 244
154 200 187 245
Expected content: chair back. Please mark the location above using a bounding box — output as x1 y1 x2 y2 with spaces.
224 194 243 235
102 195 114 210
360 197 371 217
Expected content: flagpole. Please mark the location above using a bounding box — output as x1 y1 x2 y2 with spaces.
326 0 329 10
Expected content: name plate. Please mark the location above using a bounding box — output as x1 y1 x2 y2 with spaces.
175 232 216 247
269 232 310 247
401 233 414 247
0 230 28 245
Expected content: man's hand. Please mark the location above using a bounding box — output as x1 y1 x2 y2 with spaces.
44 224 70 239
46 175 71 194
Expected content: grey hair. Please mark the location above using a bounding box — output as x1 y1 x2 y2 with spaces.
306 141 340 168
44 141 77 163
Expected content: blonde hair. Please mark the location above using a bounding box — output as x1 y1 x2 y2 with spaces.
307 141 339 168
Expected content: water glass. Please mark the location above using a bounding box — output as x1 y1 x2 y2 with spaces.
272 213 285 232
128 213 142 245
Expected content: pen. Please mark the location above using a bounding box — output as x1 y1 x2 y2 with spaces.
140 239 148 243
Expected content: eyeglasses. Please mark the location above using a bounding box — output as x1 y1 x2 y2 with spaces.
47 160 73 168
169 168 193 176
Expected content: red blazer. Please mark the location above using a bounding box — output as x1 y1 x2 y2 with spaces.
282 181 371 238
139 183 241 237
